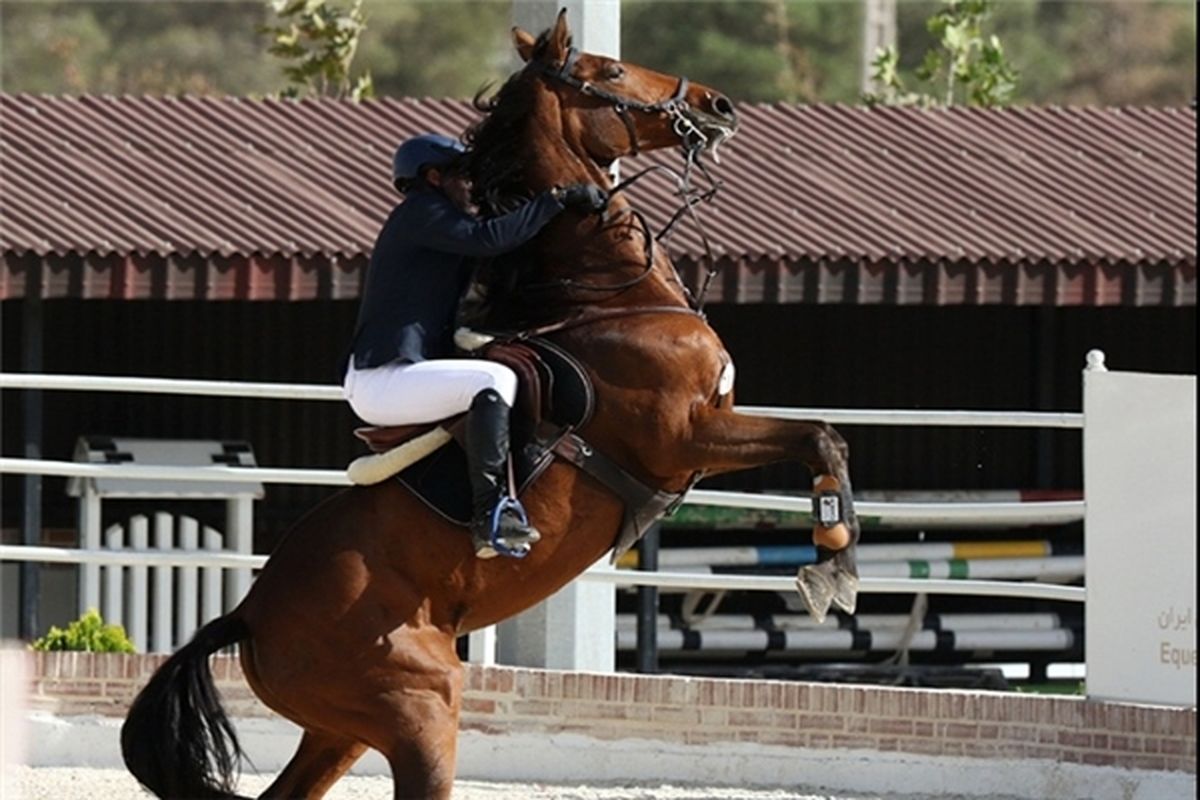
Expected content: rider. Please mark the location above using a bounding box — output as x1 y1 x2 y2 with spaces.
342 133 606 559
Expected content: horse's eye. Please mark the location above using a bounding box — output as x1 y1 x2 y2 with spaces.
604 64 625 81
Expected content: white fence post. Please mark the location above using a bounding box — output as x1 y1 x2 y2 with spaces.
467 626 497 666
152 513 173 653
101 523 124 630
128 516 149 652
225 498 253 612
77 491 101 616
202 526 223 626
177 517 199 645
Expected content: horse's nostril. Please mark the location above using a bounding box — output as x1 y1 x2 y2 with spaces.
711 94 736 119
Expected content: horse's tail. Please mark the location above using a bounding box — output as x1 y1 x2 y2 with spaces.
120 613 252 799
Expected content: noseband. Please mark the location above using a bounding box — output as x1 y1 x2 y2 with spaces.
541 47 709 156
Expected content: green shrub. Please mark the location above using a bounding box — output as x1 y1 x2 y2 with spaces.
30 608 136 653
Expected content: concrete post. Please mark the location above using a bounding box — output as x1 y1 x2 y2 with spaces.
497 0 620 673
513 0 620 59
861 0 897 96
497 557 616 672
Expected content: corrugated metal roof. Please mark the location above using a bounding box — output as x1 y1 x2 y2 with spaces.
1 94 1194 305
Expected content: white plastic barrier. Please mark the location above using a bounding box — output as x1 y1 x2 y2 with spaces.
1084 357 1196 706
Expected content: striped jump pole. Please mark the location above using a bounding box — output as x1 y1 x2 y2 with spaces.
615 627 1079 654
616 539 1071 569
648 556 1085 584
615 611 1077 633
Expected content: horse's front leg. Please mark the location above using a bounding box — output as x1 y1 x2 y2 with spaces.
681 407 861 623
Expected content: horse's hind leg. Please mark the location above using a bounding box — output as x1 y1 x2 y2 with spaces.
369 629 464 800
258 729 366 799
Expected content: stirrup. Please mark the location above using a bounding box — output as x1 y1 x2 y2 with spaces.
475 497 538 560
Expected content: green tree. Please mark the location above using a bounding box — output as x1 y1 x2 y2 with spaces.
866 0 1018 107
0 1 1192 106
0 1 279 95
622 1 861 104
1022 1 1195 105
262 0 374 100
355 2 511 99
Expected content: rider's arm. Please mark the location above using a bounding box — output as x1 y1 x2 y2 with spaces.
406 191 566 258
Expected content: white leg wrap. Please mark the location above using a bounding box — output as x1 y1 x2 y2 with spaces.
346 426 453 485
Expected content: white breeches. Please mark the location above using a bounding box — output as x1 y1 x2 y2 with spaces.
343 359 518 427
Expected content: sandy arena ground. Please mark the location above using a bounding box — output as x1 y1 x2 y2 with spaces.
5 765 1020 800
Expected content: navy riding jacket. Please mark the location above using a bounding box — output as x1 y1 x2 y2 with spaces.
344 186 564 372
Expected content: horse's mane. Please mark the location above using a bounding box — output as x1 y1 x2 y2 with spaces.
464 31 562 215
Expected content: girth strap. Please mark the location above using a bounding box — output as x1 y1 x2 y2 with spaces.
552 432 685 561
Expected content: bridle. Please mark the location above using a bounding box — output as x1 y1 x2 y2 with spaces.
541 47 714 157
530 47 731 310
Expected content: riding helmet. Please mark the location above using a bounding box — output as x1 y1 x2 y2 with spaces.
392 133 466 191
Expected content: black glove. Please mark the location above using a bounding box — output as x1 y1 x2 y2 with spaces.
555 183 608 214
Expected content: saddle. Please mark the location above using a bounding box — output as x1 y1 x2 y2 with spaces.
353 337 596 526
351 335 688 558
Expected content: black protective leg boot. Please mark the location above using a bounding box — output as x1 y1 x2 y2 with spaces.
466 389 541 558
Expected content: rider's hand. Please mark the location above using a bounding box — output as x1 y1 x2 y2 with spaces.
553 183 608 214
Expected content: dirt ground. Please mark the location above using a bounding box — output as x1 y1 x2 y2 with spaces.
5 765 1017 800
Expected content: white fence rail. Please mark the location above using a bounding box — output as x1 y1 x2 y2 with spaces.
0 457 1085 527
0 372 1084 427
0 544 1086 604
0 370 1089 649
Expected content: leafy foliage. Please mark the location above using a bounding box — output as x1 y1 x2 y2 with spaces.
622 1 863 103
30 608 136 653
357 2 510 99
0 1 1192 106
0 1 278 95
865 0 1018 107
261 0 374 100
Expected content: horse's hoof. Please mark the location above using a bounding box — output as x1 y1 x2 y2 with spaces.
794 562 837 624
832 570 859 615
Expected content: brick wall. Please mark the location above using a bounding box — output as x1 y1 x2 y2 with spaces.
23 652 1197 775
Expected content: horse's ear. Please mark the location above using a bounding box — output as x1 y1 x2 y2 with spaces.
544 8 572 65
512 26 536 63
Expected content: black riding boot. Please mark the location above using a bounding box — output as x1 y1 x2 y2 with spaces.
466 389 541 558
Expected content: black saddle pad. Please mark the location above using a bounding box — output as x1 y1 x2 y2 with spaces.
394 336 594 526
396 438 535 526
395 441 474 525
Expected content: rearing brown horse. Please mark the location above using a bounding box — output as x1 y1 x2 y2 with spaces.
120 12 860 799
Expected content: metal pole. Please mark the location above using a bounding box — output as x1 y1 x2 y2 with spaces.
19 278 44 640
635 523 660 673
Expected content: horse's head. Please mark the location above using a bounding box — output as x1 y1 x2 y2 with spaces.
512 10 738 168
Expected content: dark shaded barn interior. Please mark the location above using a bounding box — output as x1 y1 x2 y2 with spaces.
4 298 1193 542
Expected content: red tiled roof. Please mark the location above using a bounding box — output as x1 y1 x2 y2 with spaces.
1 94 1194 304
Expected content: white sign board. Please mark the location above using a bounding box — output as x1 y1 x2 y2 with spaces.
1085 367 1196 706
